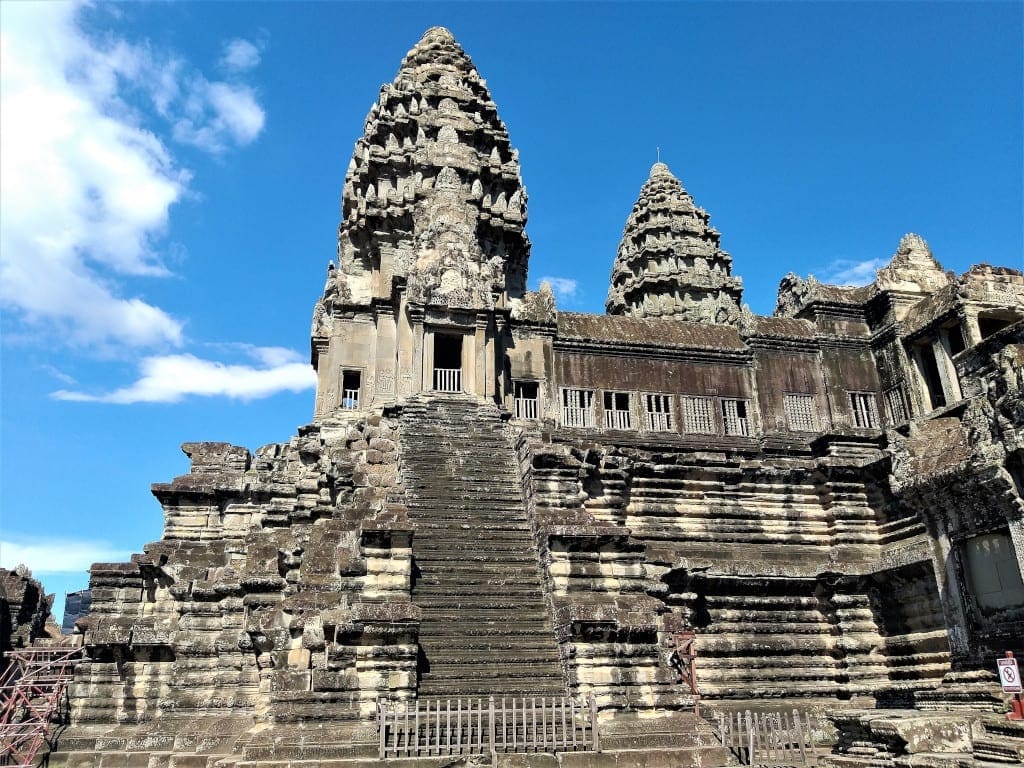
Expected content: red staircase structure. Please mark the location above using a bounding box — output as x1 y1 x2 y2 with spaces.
0 646 83 767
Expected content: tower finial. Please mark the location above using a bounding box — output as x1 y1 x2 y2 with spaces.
656 146 661 163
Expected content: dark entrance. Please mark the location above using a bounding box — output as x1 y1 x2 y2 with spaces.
916 343 946 410
433 333 463 392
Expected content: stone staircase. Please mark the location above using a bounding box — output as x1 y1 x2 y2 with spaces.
399 393 566 698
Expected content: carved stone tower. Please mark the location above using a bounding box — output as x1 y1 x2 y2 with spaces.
606 162 743 324
311 26 530 414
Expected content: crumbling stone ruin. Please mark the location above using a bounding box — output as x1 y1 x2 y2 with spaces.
42 26 1023 768
0 566 61 654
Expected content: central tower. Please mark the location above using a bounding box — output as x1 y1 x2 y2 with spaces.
312 27 530 414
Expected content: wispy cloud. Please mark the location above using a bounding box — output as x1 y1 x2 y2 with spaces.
172 80 265 153
817 257 887 287
40 364 78 386
52 346 315 404
537 276 579 303
0 2 266 350
1 536 130 573
220 38 262 73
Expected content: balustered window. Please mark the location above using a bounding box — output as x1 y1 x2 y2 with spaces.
721 398 750 436
783 393 818 432
884 384 909 424
849 391 879 429
603 391 632 430
341 370 361 410
644 394 673 431
561 388 595 428
681 395 716 434
513 381 540 420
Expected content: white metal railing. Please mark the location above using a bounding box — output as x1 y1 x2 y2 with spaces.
341 388 360 409
377 695 599 761
433 368 462 393
714 709 816 766
514 398 539 419
604 409 632 430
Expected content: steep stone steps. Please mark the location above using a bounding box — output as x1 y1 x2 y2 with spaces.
400 394 565 699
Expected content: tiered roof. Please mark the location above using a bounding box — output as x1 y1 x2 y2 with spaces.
606 162 743 325
329 27 530 311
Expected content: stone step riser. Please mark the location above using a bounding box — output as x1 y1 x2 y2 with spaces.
401 401 565 699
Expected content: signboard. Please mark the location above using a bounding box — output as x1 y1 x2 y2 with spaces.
997 656 1022 693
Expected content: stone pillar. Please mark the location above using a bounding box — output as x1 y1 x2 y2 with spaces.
494 313 508 406
397 296 416 396
475 312 489 401
313 339 330 417
420 325 432 393
462 327 477 395
1007 515 1024 585
373 304 397 404
409 307 425 395
933 335 962 402
900 342 928 418
928 516 973 663
961 309 983 348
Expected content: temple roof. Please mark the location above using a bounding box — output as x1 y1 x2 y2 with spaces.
318 27 530 321
875 233 949 293
558 311 745 350
606 162 744 326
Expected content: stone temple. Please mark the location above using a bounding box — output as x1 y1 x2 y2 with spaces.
22 26 1024 768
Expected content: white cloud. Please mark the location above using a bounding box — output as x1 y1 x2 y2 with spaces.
1 536 130 573
176 80 265 152
40 364 78 386
817 257 887 287
538 276 579 302
52 347 315 404
0 2 266 350
220 38 261 72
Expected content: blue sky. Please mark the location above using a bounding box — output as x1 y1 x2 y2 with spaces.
2 1 1022 615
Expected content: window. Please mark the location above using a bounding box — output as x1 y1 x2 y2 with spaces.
645 394 673 431
784 393 818 432
603 391 632 429
884 385 908 425
946 325 966 356
681 395 716 434
978 312 1020 339
962 533 1024 617
513 381 539 419
721 399 750 436
562 388 595 428
849 392 879 429
341 370 361 410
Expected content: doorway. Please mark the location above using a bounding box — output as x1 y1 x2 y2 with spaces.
433 333 463 392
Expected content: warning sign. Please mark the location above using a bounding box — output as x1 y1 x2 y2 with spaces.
997 657 1022 693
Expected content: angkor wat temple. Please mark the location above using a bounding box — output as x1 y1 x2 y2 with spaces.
30 26 1024 768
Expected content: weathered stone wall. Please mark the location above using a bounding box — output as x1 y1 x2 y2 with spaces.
515 435 951 712
0 565 58 652
70 414 418 730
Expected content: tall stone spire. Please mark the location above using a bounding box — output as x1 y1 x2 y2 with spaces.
317 25 530 327
606 162 743 325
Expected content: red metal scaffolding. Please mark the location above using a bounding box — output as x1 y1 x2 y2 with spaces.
0 646 83 767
